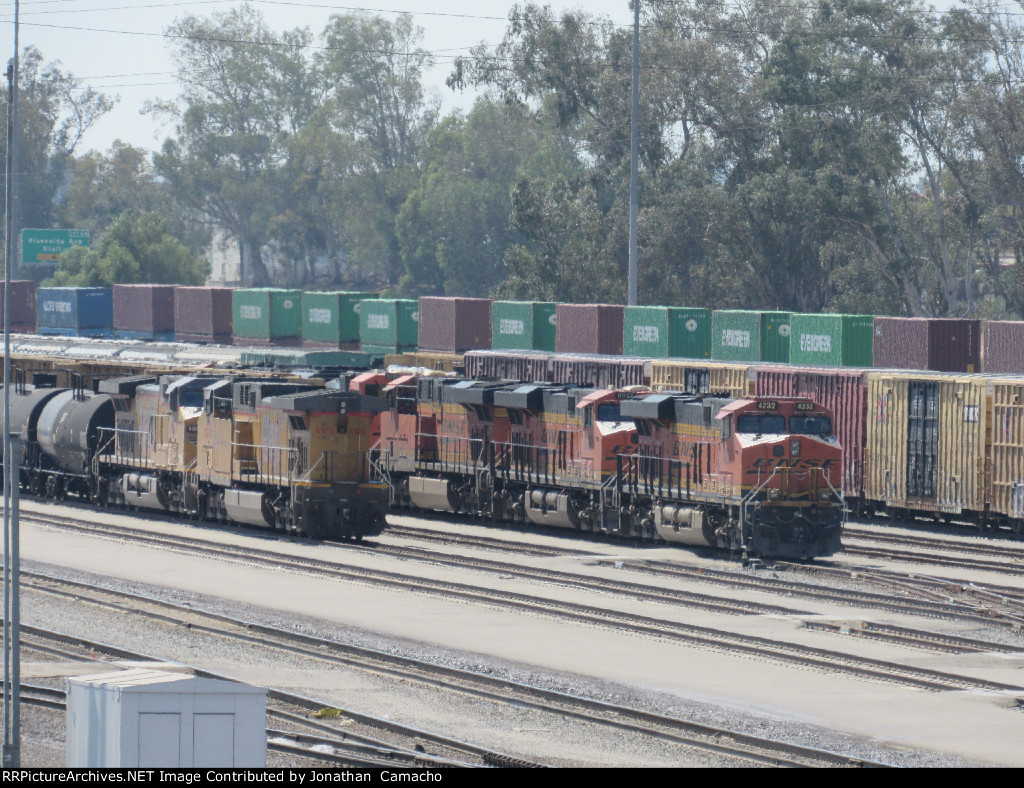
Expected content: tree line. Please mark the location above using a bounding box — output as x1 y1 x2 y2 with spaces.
5 0 1024 318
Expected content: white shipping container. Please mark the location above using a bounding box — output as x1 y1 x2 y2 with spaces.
66 669 267 768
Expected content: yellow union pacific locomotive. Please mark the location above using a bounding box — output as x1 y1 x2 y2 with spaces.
5 373 390 539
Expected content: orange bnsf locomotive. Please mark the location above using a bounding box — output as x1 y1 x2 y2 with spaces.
369 376 844 559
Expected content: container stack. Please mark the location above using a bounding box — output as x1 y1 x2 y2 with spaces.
174 287 233 344
417 297 492 353
302 291 373 349
623 306 711 359
788 314 873 367
359 298 419 356
555 304 624 355
113 284 175 341
232 288 303 347
0 280 36 333
711 310 791 363
872 317 981 372
982 321 1024 373
491 301 557 352
36 287 113 337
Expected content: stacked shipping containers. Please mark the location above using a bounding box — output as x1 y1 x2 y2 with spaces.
555 304 624 355
232 289 303 346
711 311 791 362
359 298 418 355
417 297 492 352
36 287 113 337
622 306 711 359
174 287 233 344
491 301 557 351
788 314 873 367
0 281 36 332
981 321 1024 373
302 291 372 348
872 318 981 372
113 284 175 340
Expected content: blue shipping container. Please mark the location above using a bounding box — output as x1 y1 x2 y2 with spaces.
36 287 113 331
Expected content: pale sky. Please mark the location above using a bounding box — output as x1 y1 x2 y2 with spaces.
0 0 635 155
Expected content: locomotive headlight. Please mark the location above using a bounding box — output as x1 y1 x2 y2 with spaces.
790 440 801 457
819 489 831 501
768 489 780 500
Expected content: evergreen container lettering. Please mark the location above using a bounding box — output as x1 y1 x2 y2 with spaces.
623 306 711 358
789 314 874 367
359 298 418 351
491 301 557 351
232 289 302 341
301 291 373 348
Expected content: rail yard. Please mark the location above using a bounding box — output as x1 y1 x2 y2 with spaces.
3 292 1024 767
7 496 1024 767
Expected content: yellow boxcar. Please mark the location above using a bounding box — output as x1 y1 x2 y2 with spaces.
385 351 464 373
986 375 1024 531
649 360 753 398
864 371 990 517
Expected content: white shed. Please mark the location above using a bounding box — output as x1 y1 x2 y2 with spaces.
65 669 267 768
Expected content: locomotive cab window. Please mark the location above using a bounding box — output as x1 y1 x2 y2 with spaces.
736 414 786 434
790 415 832 435
596 403 621 422
288 415 307 431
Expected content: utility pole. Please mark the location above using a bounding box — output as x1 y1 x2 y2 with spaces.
3 0 20 767
628 0 640 306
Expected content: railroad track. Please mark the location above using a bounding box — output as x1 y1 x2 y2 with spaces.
22 510 1024 695
17 576 880 768
17 625 524 768
599 558 1024 630
8 681 456 768
844 527 1024 562
384 522 598 558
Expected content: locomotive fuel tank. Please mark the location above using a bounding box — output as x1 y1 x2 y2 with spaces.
37 390 116 475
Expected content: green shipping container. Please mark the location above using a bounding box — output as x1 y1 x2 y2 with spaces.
711 310 791 362
623 306 711 358
359 298 418 351
492 301 557 351
789 313 874 367
232 289 302 339
302 291 374 346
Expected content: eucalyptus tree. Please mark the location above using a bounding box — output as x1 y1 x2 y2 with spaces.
151 4 323 286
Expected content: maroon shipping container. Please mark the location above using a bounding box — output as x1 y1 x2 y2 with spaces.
174 287 233 343
983 321 1024 373
555 304 624 355
872 317 981 372
755 366 868 499
417 297 492 352
114 284 175 336
0 280 35 331
464 350 553 382
550 354 648 389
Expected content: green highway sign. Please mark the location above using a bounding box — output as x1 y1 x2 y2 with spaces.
21 228 90 263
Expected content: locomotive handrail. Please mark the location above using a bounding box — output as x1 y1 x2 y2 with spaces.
740 464 779 554
230 441 296 486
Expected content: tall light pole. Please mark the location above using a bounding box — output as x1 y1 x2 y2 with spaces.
3 0 20 768
628 0 640 306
